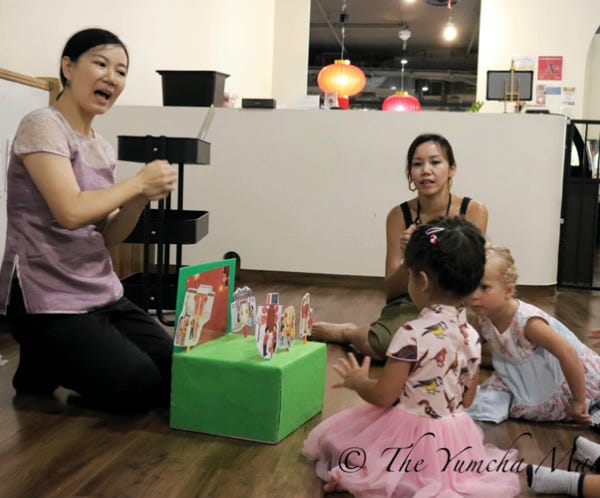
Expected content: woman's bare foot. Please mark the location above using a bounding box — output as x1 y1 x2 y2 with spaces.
311 322 359 344
323 478 344 493
311 323 383 360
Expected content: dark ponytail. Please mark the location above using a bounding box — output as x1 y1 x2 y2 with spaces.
404 216 485 298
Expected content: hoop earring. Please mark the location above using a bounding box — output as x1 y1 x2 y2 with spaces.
408 180 417 192
448 177 453 190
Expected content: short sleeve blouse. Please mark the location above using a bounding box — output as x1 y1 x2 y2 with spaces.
0 107 123 314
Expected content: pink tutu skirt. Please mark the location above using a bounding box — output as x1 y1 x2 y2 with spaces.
303 404 521 497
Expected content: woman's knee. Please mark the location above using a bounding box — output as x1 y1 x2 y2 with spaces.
68 358 169 413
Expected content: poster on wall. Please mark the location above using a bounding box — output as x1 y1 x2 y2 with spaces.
538 56 563 81
563 87 576 106
535 84 546 106
512 55 535 71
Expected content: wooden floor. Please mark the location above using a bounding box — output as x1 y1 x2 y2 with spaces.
1 274 600 498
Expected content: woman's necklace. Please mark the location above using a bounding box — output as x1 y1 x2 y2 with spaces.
414 192 452 225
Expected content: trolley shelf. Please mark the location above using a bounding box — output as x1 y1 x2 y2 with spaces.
117 136 210 164
125 209 209 245
117 133 212 325
122 272 178 311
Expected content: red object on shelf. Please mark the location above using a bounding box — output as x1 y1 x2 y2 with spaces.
317 59 366 99
337 96 350 109
382 91 421 112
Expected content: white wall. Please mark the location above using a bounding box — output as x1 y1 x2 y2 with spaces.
478 0 600 117
272 0 310 108
584 34 600 120
0 0 310 109
95 107 566 285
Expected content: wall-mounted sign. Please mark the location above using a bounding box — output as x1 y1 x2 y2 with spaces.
538 56 563 81
563 87 576 106
513 55 535 71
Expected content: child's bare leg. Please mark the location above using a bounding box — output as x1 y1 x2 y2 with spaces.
311 322 383 360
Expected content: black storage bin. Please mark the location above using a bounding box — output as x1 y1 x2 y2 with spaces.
157 70 229 107
125 209 209 245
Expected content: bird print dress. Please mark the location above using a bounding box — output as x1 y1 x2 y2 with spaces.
303 305 521 497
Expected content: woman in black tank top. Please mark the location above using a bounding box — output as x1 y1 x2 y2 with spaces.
399 196 472 227
312 133 488 360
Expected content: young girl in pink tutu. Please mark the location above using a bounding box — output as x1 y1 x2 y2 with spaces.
303 216 521 497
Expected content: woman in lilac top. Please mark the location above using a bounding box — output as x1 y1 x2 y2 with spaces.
0 28 177 413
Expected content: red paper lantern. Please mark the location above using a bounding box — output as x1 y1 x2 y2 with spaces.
382 91 421 112
317 59 366 98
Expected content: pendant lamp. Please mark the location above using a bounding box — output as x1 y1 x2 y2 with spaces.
317 1 366 108
382 58 420 112
317 59 366 98
382 91 421 112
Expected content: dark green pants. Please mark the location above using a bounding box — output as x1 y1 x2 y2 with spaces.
367 295 419 359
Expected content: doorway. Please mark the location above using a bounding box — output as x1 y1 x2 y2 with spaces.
557 29 600 289
558 121 600 289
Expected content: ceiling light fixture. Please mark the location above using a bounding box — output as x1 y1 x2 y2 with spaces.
398 22 411 51
443 19 458 41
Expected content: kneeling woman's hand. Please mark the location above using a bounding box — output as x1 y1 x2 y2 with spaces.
136 159 178 201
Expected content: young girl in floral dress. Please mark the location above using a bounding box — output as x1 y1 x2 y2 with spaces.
468 244 600 422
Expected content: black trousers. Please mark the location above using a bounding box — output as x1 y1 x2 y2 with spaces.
7 283 173 413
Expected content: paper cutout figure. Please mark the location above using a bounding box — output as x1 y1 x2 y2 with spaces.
299 292 314 343
173 259 236 351
231 286 256 338
174 287 196 345
278 305 296 351
174 284 215 348
255 293 282 360
175 285 215 347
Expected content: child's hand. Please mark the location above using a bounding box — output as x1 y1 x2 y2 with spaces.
568 399 592 424
332 352 370 390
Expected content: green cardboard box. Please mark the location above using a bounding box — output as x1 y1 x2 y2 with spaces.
170 333 326 443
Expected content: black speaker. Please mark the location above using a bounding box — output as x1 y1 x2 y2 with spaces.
241 98 277 109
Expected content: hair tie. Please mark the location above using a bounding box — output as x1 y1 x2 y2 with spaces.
425 226 445 246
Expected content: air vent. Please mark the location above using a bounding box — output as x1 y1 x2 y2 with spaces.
425 0 462 6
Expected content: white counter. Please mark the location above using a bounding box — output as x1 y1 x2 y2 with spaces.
95 107 567 285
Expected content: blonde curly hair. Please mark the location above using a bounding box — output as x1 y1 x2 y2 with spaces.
485 243 519 285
